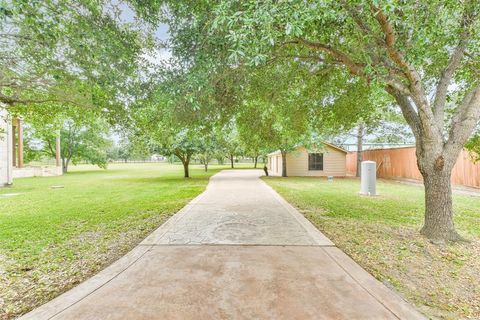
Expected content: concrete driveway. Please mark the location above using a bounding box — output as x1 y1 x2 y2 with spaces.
21 170 425 320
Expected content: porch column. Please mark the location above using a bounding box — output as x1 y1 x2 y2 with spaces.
11 122 16 167
6 117 13 184
17 117 24 168
55 130 61 167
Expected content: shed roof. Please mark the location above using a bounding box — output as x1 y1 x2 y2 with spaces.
267 142 348 156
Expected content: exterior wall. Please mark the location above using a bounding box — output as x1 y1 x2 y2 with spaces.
0 108 13 186
346 147 480 188
13 166 63 179
268 154 283 176
268 145 346 177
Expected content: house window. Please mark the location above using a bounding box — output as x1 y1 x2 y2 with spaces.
308 153 323 170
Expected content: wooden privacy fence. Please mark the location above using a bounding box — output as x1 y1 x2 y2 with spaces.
346 147 480 188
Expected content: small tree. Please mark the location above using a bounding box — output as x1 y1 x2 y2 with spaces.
150 128 204 178
197 133 217 171
20 105 112 172
45 119 111 173
216 124 242 169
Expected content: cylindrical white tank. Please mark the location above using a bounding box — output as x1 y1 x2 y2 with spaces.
360 161 376 196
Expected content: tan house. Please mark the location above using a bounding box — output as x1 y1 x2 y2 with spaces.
267 143 347 177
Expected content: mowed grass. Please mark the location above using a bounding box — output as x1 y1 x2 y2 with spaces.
264 177 480 320
0 163 233 319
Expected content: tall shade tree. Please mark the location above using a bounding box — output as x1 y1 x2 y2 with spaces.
215 123 242 169
237 121 264 168
197 132 218 172
0 0 155 111
133 77 209 178
162 0 480 242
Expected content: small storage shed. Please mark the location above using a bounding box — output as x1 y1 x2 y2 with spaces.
267 143 347 177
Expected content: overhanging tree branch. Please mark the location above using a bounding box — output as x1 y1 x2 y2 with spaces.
444 84 480 163
285 38 367 78
372 5 438 138
386 85 421 138
433 6 476 123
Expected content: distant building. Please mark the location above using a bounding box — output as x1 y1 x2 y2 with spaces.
151 154 165 161
267 142 347 177
1 107 62 186
0 108 13 186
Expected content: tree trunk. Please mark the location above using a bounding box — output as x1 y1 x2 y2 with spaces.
230 154 234 168
418 159 461 242
183 159 190 178
356 123 364 177
204 162 208 172
281 150 287 177
62 157 70 173
254 156 258 168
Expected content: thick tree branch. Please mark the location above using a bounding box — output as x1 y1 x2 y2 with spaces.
385 77 410 96
373 6 438 139
372 6 414 80
444 84 480 163
386 85 421 139
46 140 56 158
285 38 367 78
433 7 476 123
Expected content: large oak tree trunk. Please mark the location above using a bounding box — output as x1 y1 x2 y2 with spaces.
420 170 459 241
417 150 461 242
281 150 287 177
254 155 258 168
230 154 234 168
387 86 479 242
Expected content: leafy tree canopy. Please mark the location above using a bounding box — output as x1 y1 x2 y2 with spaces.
0 0 157 118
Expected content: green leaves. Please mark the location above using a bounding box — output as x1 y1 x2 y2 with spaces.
1 0 157 115
466 134 480 162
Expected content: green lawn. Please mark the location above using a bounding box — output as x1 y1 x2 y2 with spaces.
0 163 242 319
264 176 480 320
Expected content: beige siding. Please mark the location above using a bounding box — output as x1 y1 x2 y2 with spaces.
267 145 346 177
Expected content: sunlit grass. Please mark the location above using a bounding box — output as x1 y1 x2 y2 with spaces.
264 176 480 320
0 162 252 318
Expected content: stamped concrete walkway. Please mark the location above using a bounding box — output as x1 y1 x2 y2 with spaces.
22 170 425 320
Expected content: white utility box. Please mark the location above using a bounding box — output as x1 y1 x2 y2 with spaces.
360 161 376 196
